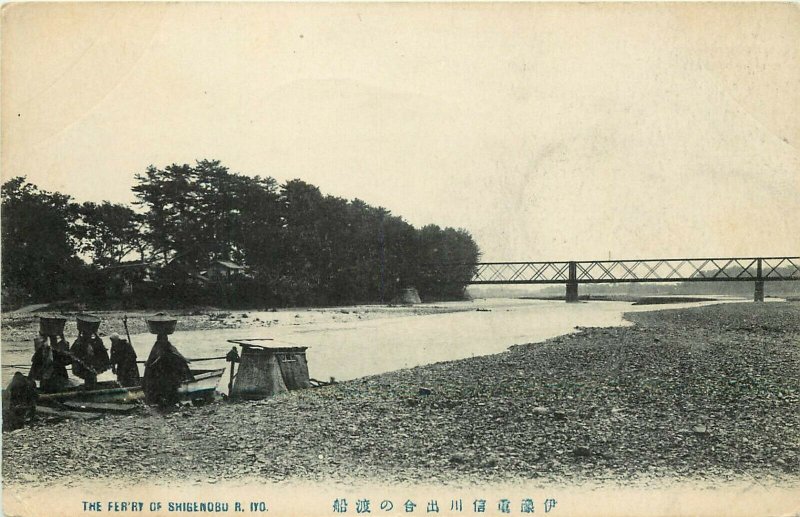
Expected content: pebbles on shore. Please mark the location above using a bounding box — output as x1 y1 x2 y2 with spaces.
3 302 798 487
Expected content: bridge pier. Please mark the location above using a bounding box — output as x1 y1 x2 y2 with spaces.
754 258 764 302
566 282 579 302
566 261 579 303
754 281 765 302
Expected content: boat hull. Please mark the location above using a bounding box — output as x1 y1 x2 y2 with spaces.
37 368 225 404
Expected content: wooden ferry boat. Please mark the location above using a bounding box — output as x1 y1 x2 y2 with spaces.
36 368 226 406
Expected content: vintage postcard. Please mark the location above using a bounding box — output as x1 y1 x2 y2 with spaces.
2 2 799 516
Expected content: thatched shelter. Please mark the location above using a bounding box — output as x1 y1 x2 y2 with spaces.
230 344 311 399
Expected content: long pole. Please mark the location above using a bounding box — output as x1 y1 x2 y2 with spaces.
122 315 134 347
120 314 137 379
133 356 228 364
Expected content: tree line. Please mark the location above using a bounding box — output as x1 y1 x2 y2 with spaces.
1 160 480 309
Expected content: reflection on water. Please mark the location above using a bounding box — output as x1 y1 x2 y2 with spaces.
1 297 756 391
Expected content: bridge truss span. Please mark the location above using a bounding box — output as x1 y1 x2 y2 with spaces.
431 256 800 303
471 257 800 285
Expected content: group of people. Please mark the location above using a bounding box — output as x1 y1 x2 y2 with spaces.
29 324 141 392
4 315 197 430
27 316 194 407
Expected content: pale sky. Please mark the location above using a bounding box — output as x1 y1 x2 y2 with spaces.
2 2 799 261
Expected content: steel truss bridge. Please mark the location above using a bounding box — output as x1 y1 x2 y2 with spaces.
431 256 800 302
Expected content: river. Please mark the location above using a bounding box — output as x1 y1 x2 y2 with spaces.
1 297 757 391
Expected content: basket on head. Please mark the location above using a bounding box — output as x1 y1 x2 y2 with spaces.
39 316 67 336
76 314 101 334
146 316 177 335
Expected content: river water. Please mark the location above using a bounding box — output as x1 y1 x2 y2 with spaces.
1 297 753 392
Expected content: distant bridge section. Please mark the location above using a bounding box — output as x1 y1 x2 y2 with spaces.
438 256 800 302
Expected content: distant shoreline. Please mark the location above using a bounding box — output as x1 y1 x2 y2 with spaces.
0 303 482 344
518 294 721 304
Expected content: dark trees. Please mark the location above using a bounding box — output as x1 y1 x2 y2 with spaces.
74 201 145 267
414 224 481 300
132 163 205 266
132 160 283 270
3 162 480 308
1 177 84 302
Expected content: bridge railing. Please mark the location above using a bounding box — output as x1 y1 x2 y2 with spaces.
464 256 800 284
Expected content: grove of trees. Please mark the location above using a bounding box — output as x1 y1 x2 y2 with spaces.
1 160 480 309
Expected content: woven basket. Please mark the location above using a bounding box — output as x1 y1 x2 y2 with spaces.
146 316 177 335
39 316 67 336
76 314 101 333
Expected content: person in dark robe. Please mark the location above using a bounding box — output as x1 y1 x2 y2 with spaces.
70 331 111 389
30 335 72 392
108 333 141 387
142 334 193 407
2 372 38 430
28 335 48 381
51 335 74 389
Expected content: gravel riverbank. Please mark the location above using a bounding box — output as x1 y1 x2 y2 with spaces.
3 302 798 488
